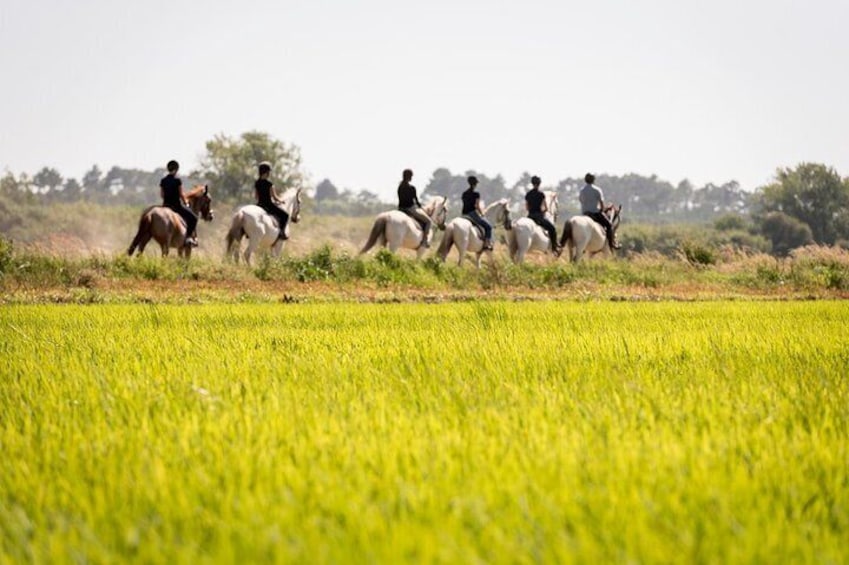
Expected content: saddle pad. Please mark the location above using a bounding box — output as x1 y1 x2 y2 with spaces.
462 215 486 239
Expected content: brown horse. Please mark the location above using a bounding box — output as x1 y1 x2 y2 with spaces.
127 185 214 258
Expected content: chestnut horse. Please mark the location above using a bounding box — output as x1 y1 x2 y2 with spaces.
127 185 214 258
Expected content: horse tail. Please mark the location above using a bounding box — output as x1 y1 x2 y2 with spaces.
225 211 245 257
559 220 572 248
437 224 454 261
360 216 387 254
127 211 151 256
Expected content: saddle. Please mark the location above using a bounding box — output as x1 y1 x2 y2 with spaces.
399 207 427 230
462 214 486 239
584 211 609 229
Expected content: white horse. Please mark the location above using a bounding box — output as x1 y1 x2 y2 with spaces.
437 199 512 267
225 187 302 265
559 205 622 262
359 197 449 258
506 191 559 264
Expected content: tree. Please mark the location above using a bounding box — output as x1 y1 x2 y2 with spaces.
314 178 339 202
33 167 63 195
82 165 105 200
760 211 814 256
756 163 849 244
422 168 464 201
61 178 82 202
196 131 306 202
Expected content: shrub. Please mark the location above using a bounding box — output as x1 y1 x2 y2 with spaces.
681 241 717 266
0 235 13 275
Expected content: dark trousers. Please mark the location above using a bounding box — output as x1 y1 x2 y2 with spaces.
400 206 431 239
585 212 614 242
261 203 290 237
167 203 198 238
529 213 558 251
465 211 492 241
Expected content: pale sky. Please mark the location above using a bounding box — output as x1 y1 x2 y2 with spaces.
1 0 847 200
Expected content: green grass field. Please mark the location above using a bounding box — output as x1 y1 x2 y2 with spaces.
1 302 848 563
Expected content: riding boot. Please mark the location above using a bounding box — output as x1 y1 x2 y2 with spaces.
184 232 198 247
420 226 431 248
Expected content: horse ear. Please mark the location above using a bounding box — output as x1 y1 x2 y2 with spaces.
204 185 209 195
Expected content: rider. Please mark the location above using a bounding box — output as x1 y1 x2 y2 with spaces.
397 168 431 248
579 173 620 250
525 175 559 255
159 160 198 247
461 175 493 251
254 162 289 240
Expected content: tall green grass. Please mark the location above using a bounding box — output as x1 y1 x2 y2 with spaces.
4 241 849 298
1 302 847 563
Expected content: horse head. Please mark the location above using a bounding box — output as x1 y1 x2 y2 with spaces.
544 190 559 223
426 196 449 230
188 185 214 221
279 187 302 224
605 204 623 233
484 198 510 225
291 188 302 223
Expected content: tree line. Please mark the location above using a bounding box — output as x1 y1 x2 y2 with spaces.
2 131 848 255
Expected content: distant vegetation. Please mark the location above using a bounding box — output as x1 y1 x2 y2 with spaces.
2 131 849 257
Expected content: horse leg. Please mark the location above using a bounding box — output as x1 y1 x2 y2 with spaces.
514 247 525 264
136 233 152 256
457 239 467 266
272 239 284 258
244 238 259 266
573 240 587 262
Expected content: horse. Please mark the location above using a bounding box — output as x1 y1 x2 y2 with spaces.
359 197 449 258
559 204 622 262
506 191 559 264
127 185 214 258
437 199 512 267
225 187 302 265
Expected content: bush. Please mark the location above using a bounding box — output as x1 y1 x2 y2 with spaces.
0 235 13 275
714 214 749 231
759 212 814 256
681 241 717 266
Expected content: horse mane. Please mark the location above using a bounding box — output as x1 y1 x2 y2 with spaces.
279 186 301 203
482 198 508 215
185 185 207 198
423 196 445 214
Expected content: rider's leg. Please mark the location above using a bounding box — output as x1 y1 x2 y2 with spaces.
536 216 559 253
175 205 198 246
598 215 620 249
479 217 493 249
273 206 290 240
410 208 432 247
